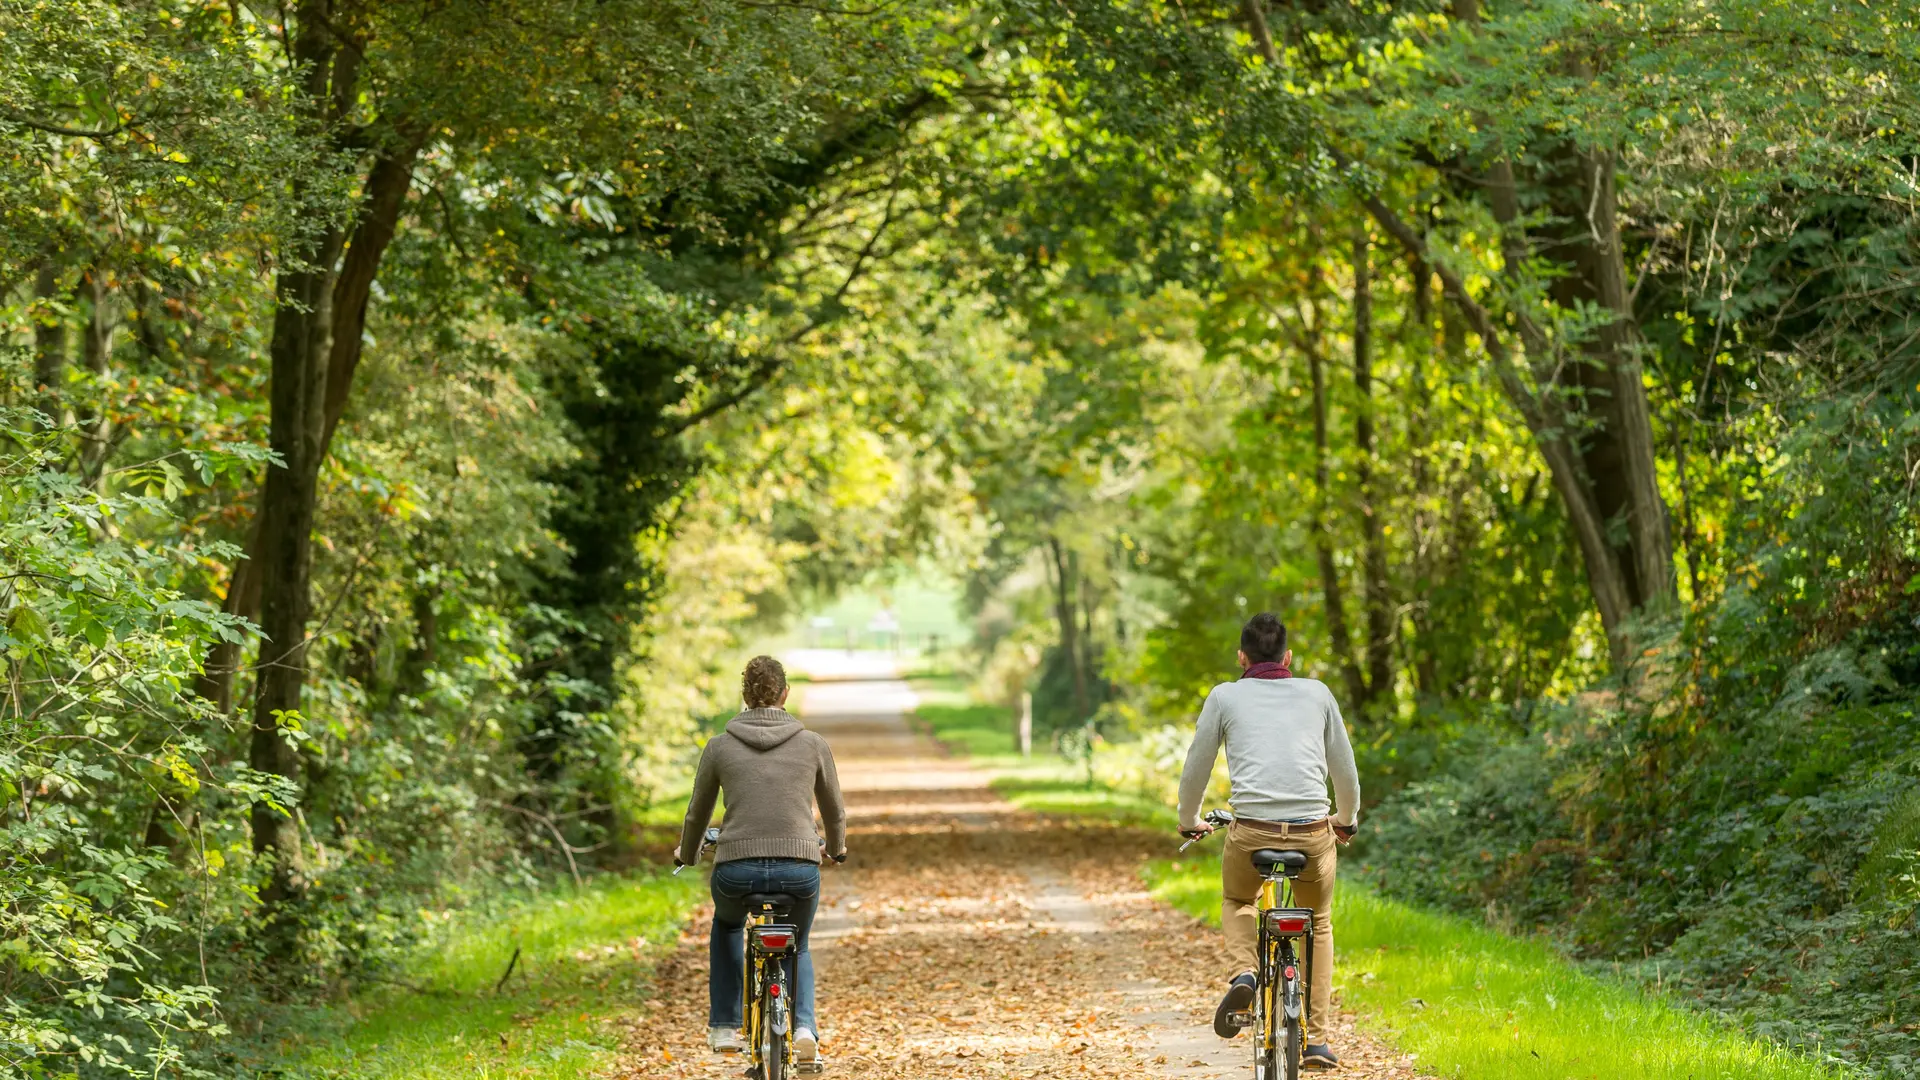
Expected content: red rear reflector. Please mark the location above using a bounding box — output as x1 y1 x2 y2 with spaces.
1283 965 1298 980
770 984 781 997
758 933 791 950
1272 916 1308 934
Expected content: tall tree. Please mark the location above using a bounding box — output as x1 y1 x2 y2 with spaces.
1046 534 1093 720
1301 261 1360 702
227 0 935 938
1234 0 1675 663
1352 222 1394 707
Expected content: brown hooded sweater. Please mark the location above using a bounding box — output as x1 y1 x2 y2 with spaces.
676 707 847 865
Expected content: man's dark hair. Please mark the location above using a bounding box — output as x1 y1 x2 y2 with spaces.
1240 612 1288 664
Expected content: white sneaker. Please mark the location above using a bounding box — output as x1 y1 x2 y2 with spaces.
794 1027 819 1063
708 1027 744 1053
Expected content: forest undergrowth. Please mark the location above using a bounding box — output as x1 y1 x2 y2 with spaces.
1361 643 1920 1076
287 868 701 1079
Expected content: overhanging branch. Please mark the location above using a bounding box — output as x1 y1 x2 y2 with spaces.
3 109 140 139
667 180 909 433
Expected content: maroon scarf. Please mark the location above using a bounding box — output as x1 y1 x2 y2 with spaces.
1241 661 1292 680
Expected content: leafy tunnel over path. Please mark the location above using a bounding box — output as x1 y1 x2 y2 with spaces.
4 1 1919 1077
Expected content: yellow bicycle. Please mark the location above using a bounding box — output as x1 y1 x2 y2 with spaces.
679 827 826 1079
1184 809 1315 1080
739 889 810 1080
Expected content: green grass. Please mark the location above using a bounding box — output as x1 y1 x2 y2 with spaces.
991 776 1178 829
1144 854 1843 1080
291 870 703 1078
910 680 1176 829
802 574 972 645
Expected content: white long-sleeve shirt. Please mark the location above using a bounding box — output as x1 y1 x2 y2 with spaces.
1176 676 1360 830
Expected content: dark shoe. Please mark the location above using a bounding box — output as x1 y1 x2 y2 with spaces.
1213 972 1258 1038
1303 1043 1338 1070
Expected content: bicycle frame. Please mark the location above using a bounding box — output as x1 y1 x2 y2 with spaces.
1254 874 1315 1080
743 912 799 1080
1185 811 1315 1080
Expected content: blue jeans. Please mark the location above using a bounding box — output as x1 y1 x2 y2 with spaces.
709 858 820 1032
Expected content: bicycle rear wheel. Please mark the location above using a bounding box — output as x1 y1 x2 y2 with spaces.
1281 1013 1301 1080
761 978 786 1080
763 1021 784 1080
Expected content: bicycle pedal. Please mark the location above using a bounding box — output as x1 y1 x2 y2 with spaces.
1227 1010 1254 1028
796 1062 825 1075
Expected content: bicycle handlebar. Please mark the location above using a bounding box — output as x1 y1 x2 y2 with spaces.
673 827 724 875
673 827 847 872
1177 808 1236 851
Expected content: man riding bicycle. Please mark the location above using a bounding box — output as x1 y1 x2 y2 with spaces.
1178 613 1359 1071
676 655 847 1065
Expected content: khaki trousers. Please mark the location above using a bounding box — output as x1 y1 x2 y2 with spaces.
1221 818 1336 1045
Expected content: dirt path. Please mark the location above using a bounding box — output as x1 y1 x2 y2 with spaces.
615 670 1421 1080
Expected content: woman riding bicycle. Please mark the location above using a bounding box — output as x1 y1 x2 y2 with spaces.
676 655 847 1064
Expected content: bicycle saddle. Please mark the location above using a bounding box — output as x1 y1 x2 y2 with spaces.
1251 849 1309 877
743 892 798 917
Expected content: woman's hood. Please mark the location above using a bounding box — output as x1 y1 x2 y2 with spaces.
724 708 805 750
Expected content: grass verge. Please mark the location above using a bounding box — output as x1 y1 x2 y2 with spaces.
908 679 1840 1080
290 870 703 1079
909 678 1174 830
1144 846 1840 1079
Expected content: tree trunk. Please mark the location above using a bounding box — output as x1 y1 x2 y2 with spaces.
1407 250 1439 698
249 231 342 912
1576 151 1675 610
1352 224 1393 710
248 0 346 926
1393 184 1637 662
1478 160 1637 655
33 263 67 431
1467 17 1675 635
1078 566 1098 697
1301 272 1361 703
1490 147 1678 628
323 134 426 453
1046 535 1090 720
196 135 421 715
1443 0 1661 601
78 267 117 483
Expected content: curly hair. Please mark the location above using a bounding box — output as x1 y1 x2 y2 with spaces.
741 655 788 710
